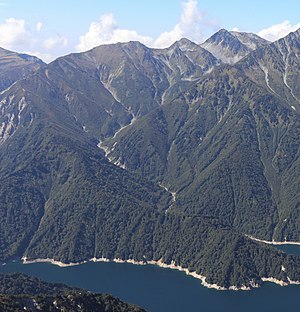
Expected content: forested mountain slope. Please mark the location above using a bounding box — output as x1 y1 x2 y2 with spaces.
105 29 300 242
0 29 299 289
0 273 146 312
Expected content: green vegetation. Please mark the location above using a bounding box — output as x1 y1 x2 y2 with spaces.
0 273 146 312
0 29 299 290
0 273 76 295
105 40 300 242
0 293 146 312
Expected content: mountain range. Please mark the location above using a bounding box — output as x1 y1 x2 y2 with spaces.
0 28 300 290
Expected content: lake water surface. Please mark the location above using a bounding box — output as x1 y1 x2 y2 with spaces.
276 244 300 256
1 251 300 312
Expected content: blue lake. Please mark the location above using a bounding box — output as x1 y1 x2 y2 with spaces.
1 253 300 312
276 244 300 256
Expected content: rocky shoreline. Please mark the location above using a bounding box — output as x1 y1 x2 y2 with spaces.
21 256 300 291
246 235 300 246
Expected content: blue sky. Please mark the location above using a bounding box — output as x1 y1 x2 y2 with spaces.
0 0 300 62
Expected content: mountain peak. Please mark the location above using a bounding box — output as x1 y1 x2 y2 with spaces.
0 47 44 92
122 40 149 49
201 30 247 64
0 46 43 64
201 29 269 64
211 28 232 38
176 37 196 45
218 28 231 34
172 37 198 52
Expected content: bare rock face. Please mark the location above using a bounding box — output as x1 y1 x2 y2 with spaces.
201 28 270 64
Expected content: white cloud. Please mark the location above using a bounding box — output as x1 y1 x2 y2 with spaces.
0 18 31 49
258 20 300 42
153 0 205 47
43 35 68 50
0 16 72 63
24 51 53 63
0 17 68 62
36 22 43 32
76 14 152 52
76 0 214 52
